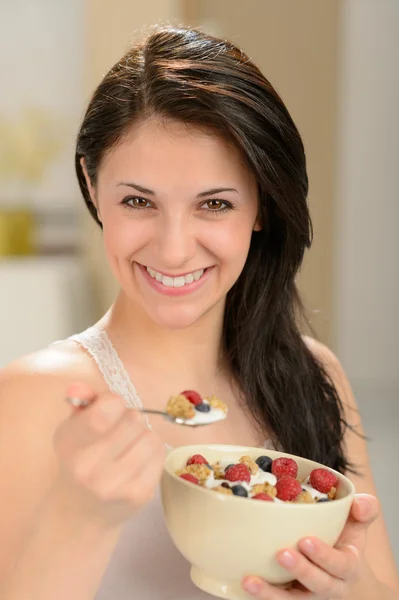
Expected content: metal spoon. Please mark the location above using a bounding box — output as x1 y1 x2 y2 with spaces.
65 396 221 427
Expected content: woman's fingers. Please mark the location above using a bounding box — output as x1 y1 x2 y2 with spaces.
81 408 148 468
242 576 306 598
296 537 360 581
242 495 381 599
274 545 351 597
56 391 128 455
87 429 166 503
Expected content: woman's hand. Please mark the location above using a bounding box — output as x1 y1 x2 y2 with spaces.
242 494 380 599
52 382 166 529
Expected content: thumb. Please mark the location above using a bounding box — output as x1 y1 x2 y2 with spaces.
337 493 380 553
351 494 380 524
65 382 97 412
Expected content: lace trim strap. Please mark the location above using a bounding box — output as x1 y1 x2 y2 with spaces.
68 327 149 422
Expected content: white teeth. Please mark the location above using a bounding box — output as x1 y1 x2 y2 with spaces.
146 266 206 287
193 269 204 281
162 276 174 287
173 276 186 288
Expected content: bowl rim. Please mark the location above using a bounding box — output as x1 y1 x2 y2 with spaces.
163 443 356 506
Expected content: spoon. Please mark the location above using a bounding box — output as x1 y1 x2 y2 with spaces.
65 396 224 427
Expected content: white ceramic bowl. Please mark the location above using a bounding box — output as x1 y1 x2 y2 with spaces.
161 444 355 600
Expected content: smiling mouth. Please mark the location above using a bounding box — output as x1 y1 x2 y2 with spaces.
140 264 210 288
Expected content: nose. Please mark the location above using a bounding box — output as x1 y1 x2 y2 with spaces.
154 216 196 270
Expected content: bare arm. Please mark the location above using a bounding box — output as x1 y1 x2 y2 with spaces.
0 489 121 600
0 361 117 600
0 352 165 600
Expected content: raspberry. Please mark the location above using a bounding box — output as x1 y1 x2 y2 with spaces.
253 493 274 501
310 468 338 494
186 454 208 466
180 473 199 484
271 457 298 480
275 476 302 501
181 390 203 406
225 464 251 484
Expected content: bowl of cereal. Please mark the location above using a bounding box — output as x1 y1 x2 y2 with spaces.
160 444 355 600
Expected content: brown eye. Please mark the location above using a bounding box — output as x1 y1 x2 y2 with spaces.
206 199 225 210
122 196 152 209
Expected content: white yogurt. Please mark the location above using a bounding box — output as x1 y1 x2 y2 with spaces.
186 405 227 425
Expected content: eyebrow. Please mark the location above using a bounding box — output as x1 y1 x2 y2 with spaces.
117 182 238 197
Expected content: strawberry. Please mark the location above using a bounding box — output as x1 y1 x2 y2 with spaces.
180 473 199 484
186 454 208 466
271 457 298 480
275 476 302 501
253 493 274 502
225 464 251 484
181 390 203 406
310 468 338 494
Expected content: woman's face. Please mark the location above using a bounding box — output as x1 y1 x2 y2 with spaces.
84 118 260 329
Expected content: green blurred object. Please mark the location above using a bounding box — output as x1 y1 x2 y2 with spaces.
0 206 36 256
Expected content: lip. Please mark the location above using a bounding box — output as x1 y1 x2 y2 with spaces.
136 263 213 297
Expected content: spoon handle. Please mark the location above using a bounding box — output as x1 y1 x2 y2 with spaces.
65 397 173 420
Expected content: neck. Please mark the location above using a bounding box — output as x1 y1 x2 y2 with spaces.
98 291 227 382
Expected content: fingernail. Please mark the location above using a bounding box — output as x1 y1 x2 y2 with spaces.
243 576 263 594
278 550 296 567
301 538 315 554
66 397 90 408
345 544 360 559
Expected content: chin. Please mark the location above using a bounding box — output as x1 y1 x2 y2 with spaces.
147 304 208 330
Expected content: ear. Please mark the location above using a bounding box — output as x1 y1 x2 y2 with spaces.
253 215 263 232
80 157 102 222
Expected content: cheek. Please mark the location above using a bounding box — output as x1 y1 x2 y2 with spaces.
102 214 150 257
202 218 254 267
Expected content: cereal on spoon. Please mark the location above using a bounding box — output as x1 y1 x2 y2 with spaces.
166 390 228 425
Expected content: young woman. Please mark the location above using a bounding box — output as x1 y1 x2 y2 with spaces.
0 26 397 600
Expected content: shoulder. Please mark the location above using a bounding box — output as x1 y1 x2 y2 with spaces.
303 335 353 409
0 339 107 416
303 335 341 372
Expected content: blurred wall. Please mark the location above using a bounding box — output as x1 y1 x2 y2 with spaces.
334 0 399 401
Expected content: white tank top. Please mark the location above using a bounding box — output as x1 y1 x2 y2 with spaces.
60 326 273 599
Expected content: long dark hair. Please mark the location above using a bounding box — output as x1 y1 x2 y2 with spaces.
75 25 358 474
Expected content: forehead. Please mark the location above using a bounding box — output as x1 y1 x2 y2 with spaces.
98 118 255 192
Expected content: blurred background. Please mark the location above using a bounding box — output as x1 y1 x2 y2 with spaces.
0 0 398 562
